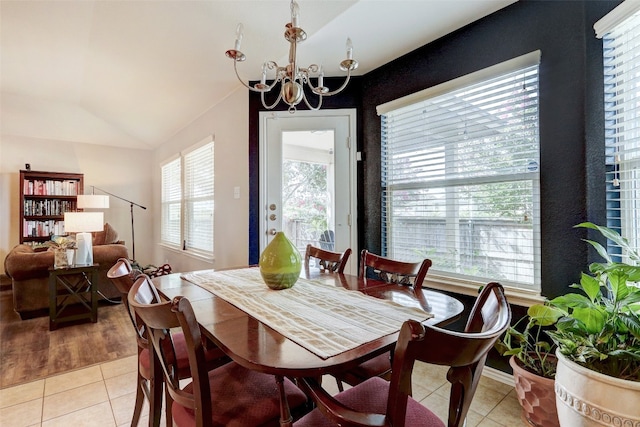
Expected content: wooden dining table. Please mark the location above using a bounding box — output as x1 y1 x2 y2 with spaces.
151 267 464 426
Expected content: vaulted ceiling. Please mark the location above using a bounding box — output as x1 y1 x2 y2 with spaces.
0 0 516 150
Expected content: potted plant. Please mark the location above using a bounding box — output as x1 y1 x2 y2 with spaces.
545 222 640 426
496 303 563 427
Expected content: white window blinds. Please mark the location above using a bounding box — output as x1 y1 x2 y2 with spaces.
161 158 181 246
380 52 541 291
601 8 640 260
160 138 214 258
184 142 214 255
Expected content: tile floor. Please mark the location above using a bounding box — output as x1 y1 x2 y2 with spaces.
0 356 527 427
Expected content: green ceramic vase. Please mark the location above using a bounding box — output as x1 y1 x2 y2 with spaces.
259 232 302 290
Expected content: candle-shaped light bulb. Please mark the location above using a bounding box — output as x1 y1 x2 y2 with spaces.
234 23 244 51
291 1 300 28
261 62 267 84
346 37 353 60
318 66 324 88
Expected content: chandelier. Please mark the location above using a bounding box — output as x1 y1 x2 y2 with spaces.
225 0 358 113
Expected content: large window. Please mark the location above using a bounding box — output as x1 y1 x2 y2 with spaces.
161 138 214 258
598 4 640 261
378 52 541 293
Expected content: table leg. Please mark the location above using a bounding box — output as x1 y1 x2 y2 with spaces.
275 375 293 427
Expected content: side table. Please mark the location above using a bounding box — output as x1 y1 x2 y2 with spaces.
48 263 99 330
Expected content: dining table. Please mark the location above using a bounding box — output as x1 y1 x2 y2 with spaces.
151 266 464 427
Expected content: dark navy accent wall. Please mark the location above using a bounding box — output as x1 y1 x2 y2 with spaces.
359 0 618 299
249 1 620 291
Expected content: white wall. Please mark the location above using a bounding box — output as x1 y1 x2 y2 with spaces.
152 88 249 273
0 136 154 274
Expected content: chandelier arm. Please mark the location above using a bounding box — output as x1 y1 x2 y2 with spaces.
233 59 283 93
301 92 322 111
261 88 284 110
232 59 267 93
320 70 354 97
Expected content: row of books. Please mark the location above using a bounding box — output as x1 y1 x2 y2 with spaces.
23 220 65 238
24 199 76 217
23 179 79 196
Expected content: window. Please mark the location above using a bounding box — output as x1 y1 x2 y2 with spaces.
378 51 541 293
161 138 214 258
598 4 640 261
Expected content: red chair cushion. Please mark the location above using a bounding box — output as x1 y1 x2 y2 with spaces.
348 352 391 380
172 361 308 427
139 332 226 379
294 376 445 427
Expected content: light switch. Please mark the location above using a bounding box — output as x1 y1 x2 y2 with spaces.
234 186 240 199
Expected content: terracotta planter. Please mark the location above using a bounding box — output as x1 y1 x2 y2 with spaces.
510 355 559 427
555 350 640 426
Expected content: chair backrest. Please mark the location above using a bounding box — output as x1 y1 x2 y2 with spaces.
128 275 212 422
388 282 511 427
107 258 148 348
106 257 134 296
359 249 432 287
304 244 352 273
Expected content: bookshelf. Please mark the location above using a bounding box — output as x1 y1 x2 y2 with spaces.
20 170 84 245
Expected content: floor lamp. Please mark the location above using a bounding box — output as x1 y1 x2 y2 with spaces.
77 186 146 269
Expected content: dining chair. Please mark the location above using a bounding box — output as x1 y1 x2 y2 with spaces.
295 282 511 427
107 261 228 427
127 274 310 427
333 249 433 391
360 249 432 287
304 244 352 273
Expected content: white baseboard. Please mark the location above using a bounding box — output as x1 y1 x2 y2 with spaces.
482 366 515 386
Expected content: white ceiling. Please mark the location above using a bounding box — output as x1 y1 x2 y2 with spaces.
0 0 516 150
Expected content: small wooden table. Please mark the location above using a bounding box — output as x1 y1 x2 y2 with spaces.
48 264 99 330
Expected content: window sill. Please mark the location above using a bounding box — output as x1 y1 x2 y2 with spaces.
423 274 546 307
158 243 215 264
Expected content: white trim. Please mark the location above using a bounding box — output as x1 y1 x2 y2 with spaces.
182 134 214 156
423 276 546 308
482 366 515 387
376 50 541 116
159 152 180 169
594 0 640 39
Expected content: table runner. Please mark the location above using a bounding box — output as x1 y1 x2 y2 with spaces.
181 268 433 359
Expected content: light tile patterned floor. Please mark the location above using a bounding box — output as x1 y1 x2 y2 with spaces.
0 356 527 427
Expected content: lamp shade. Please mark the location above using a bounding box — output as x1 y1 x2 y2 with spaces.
64 212 104 233
77 195 110 209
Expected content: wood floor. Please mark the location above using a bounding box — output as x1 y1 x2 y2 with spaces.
0 288 136 389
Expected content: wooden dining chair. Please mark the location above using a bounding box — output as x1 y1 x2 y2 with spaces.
360 249 432 287
107 262 228 427
295 282 511 427
127 274 310 427
333 249 433 391
304 244 352 273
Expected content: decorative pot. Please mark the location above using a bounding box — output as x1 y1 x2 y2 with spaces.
555 350 640 426
510 355 559 427
259 232 302 290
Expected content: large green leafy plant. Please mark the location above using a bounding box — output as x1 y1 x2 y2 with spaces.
546 222 640 382
496 304 562 379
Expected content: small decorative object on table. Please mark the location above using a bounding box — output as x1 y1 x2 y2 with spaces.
259 231 302 290
46 235 77 269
